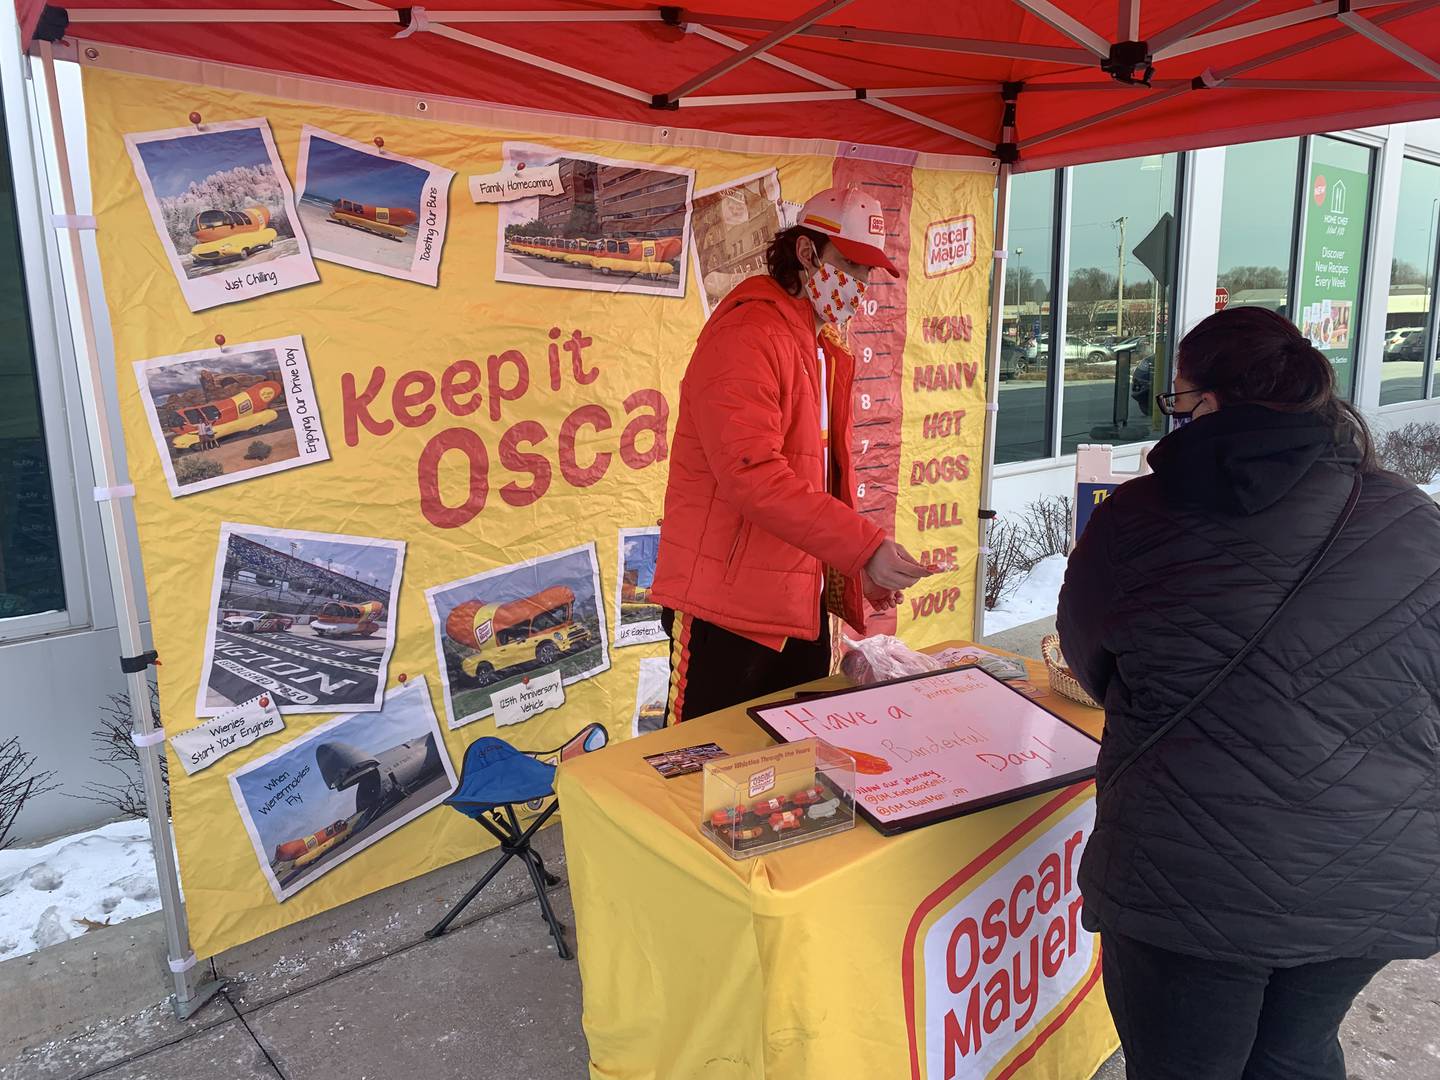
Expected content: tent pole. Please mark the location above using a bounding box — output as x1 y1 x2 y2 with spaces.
974 161 1011 642
35 42 222 1022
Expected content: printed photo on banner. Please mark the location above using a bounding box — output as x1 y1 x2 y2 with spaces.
197 523 405 717
426 542 610 730
632 656 670 737
495 141 694 299
690 169 783 316
228 677 456 902
612 527 663 647
295 126 453 287
124 119 317 311
132 336 329 497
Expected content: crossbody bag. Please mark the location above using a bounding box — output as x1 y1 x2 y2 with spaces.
1099 472 1365 796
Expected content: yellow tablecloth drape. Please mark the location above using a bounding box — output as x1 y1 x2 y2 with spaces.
557 645 1119 1080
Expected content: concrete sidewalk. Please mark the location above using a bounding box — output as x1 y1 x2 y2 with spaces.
2 817 1435 1080
2 613 1436 1079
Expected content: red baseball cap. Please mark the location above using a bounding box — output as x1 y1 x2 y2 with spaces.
797 186 899 277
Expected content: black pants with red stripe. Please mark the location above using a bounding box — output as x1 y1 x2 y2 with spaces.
661 606 830 724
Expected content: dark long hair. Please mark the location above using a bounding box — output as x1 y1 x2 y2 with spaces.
1177 306 1378 472
765 225 828 297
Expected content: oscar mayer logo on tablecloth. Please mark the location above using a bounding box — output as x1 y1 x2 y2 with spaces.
903 783 1101 1080
924 216 976 278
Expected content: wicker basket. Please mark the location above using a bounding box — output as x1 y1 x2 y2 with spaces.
1041 633 1101 709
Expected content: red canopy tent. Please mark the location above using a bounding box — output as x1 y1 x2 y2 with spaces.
12 0 1440 1018
14 0 1440 171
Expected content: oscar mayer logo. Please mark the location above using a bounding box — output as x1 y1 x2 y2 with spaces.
474 619 494 646
903 783 1101 1080
925 215 976 278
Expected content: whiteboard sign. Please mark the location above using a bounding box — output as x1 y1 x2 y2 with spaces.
749 666 1099 835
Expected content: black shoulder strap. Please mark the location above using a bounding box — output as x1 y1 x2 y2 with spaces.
1099 472 1364 796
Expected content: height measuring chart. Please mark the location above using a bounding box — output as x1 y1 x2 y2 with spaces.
835 158 914 638
750 666 1099 835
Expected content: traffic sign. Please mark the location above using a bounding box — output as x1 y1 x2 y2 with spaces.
1215 286 1229 310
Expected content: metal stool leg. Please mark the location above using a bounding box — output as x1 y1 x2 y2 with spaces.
426 846 516 939
529 846 562 888
520 845 572 960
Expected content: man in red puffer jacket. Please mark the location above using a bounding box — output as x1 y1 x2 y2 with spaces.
651 187 931 723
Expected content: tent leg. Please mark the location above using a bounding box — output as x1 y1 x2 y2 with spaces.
974 162 1012 641
35 43 221 1021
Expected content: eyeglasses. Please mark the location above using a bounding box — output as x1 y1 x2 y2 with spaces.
1155 388 1212 416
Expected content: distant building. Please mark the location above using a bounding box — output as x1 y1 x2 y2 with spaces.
537 159 598 233
596 165 687 237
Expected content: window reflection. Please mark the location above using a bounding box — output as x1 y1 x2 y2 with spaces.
1061 154 1179 456
1217 138 1300 317
996 171 1056 464
1386 157 1440 407
0 93 65 620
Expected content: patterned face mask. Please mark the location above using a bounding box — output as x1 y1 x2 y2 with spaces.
804 262 867 330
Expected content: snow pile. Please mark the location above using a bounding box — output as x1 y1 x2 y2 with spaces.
984 554 1067 636
0 819 158 962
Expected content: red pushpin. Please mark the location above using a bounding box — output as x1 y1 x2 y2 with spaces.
189 111 202 126
374 136 385 150
214 333 226 348
397 672 408 683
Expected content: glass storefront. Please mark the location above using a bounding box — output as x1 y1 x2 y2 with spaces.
0 92 65 620
1216 138 1301 316
995 170 1056 465
1061 154 1179 456
1384 157 1440 407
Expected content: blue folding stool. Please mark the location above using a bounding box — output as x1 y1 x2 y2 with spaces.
426 725 608 959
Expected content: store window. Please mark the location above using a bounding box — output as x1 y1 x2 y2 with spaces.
995 170 1057 464
1061 154 1180 456
1295 136 1374 401
1216 138 1301 315
0 92 65 621
1383 157 1440 406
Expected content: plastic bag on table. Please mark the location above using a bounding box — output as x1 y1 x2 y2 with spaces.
839 634 945 686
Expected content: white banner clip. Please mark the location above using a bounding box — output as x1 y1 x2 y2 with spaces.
992 248 1008 260
93 484 136 502
131 728 166 748
395 6 429 38
167 952 199 974
52 213 96 231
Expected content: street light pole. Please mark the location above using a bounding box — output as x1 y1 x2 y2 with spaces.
1114 216 1127 336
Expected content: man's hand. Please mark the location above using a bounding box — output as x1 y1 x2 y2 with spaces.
864 540 932 592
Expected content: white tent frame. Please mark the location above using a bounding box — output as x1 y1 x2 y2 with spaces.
22 0 1440 1013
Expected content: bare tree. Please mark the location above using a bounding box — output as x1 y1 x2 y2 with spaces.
0 737 57 849
72 685 168 819
984 494 1076 610
1377 422 1440 486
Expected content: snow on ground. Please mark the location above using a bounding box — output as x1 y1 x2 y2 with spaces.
0 819 158 963
984 554 1067 636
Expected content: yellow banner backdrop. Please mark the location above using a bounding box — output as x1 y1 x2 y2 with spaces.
83 63 994 957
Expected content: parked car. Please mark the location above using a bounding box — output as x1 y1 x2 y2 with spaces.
999 339 1031 380
1384 327 1426 362
220 610 294 634
1063 334 1114 366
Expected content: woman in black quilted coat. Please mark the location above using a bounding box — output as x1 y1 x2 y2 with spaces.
1058 306 1440 1080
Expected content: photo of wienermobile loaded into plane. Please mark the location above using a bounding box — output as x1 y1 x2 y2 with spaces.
230 679 456 900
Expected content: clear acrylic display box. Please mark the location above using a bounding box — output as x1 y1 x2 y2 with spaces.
699 738 856 859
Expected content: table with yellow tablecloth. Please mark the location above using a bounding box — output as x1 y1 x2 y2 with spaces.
556 646 1119 1080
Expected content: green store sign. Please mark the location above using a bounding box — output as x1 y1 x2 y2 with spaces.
1296 158 1370 397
